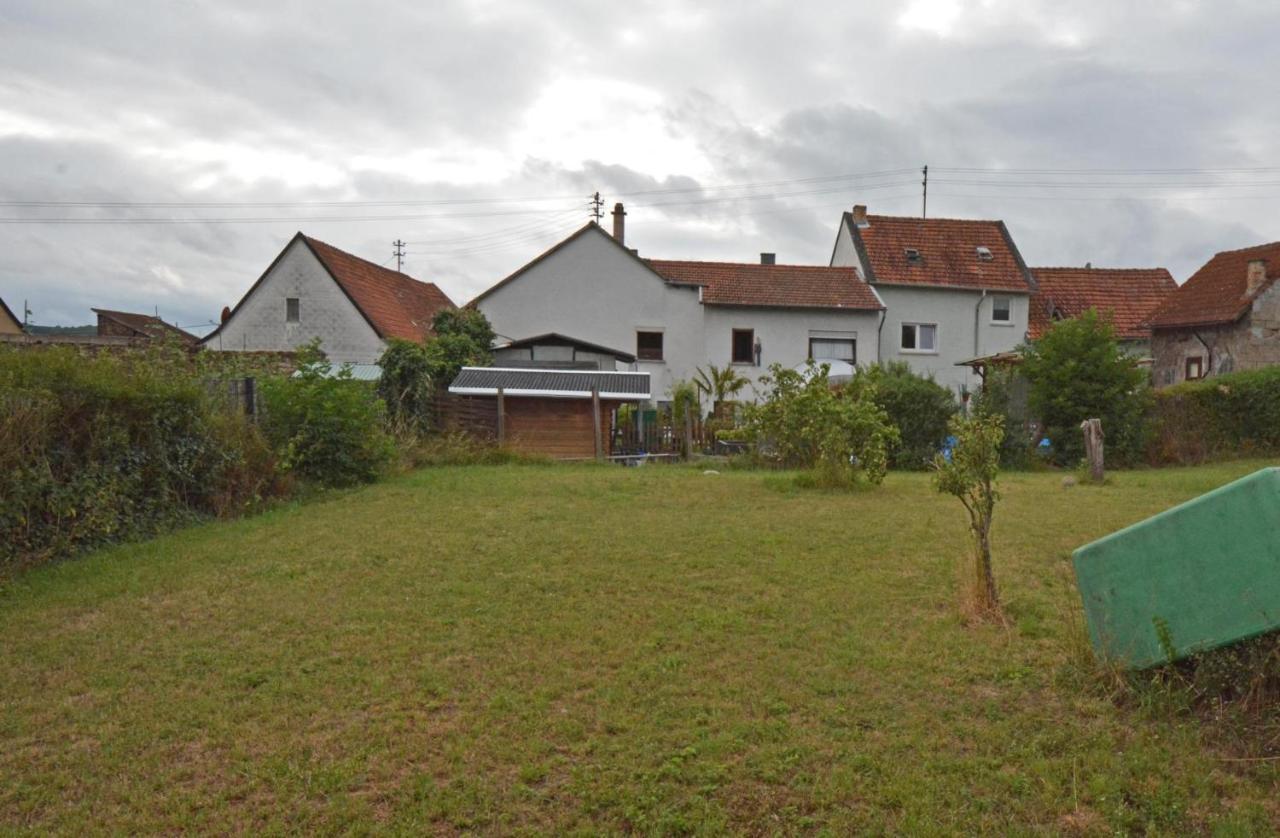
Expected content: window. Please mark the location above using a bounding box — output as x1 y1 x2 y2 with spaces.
901 322 938 353
809 337 856 364
992 296 1011 323
976 246 994 261
1185 356 1205 380
731 329 755 364
285 297 300 323
904 247 922 263
636 330 664 361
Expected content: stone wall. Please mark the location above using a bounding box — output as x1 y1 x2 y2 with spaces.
1152 280 1280 386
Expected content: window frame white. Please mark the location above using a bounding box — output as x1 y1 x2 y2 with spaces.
990 295 1013 325
900 322 938 355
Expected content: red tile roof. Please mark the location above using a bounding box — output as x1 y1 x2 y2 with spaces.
1028 267 1177 341
848 213 1034 292
92 308 199 345
644 259 884 311
1149 241 1280 329
302 236 455 341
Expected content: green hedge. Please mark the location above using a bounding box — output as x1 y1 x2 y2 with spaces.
0 347 283 571
1148 366 1280 464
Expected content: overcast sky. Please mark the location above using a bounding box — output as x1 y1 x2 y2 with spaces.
2 0 1277 331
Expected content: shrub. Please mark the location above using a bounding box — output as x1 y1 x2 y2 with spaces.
1148 366 1280 464
743 362 899 486
424 308 495 387
973 366 1034 469
1021 311 1149 466
852 362 958 470
932 411 1006 621
377 339 434 434
407 431 548 467
259 343 394 487
0 345 282 570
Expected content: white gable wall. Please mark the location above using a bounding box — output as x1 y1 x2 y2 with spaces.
207 240 386 363
476 228 705 399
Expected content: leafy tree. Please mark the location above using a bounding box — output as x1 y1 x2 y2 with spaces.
1020 310 1149 466
669 379 702 459
424 308 496 387
852 362 958 470
933 412 1005 620
376 339 434 434
744 362 899 486
259 341 393 487
693 364 749 416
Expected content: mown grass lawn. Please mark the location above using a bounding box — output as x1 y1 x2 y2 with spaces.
3 460 1279 834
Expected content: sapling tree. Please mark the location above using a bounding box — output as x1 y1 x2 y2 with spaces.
933 411 1006 620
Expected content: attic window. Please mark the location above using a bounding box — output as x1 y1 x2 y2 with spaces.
976 246 994 261
904 248 922 263
286 297 300 323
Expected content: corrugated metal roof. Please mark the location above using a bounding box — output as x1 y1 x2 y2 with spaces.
291 363 382 381
449 367 650 399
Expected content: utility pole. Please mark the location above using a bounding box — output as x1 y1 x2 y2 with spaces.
589 192 604 223
393 239 405 272
22 299 31 329
921 165 928 219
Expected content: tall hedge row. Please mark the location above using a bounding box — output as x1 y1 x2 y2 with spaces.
0 347 284 570
1148 366 1280 464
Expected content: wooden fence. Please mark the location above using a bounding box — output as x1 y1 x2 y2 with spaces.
206 377 262 418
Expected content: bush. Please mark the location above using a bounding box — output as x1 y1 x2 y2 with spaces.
973 366 1034 469
424 308 495 387
0 346 282 570
377 339 434 435
1021 311 1150 466
852 362 958 470
1148 366 1280 464
743 362 899 486
259 343 394 487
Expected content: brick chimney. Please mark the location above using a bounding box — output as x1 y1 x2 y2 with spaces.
760 252 776 265
1246 259 1268 296
611 202 626 245
852 204 868 227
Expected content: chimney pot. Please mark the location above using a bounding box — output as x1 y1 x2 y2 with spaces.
611 202 626 245
1247 259 1268 296
220 305 231 324
852 204 868 227
760 252 776 265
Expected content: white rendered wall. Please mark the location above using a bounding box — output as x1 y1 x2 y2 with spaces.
208 240 386 363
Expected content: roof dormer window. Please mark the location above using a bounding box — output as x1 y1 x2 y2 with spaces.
976 246 994 261
904 248 922 263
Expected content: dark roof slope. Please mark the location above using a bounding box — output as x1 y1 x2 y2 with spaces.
497 332 636 362
644 259 884 311
1149 241 1280 329
847 213 1034 292
449 367 650 399
1029 267 1176 341
93 308 198 345
302 236 455 341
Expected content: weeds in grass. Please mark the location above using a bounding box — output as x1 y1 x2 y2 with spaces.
405 431 550 468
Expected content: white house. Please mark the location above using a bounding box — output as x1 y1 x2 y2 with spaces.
471 209 886 401
830 205 1036 392
202 232 456 363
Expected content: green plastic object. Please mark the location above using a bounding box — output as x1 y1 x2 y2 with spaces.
1072 467 1280 669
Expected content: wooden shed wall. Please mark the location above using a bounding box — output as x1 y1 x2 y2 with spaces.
503 397 619 460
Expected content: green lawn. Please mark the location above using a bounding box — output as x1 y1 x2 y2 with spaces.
3 461 1279 833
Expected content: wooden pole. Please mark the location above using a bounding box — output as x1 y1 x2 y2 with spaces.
1080 418 1104 483
592 388 603 461
496 388 505 445
683 407 693 461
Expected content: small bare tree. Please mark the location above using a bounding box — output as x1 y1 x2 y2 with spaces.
933 412 1006 621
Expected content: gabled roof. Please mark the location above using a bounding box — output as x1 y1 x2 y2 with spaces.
497 332 636 362
203 232 455 346
0 296 21 330
1028 267 1176 341
1149 241 1280 330
468 222 660 306
644 259 884 311
449 367 650 400
843 212 1035 293
93 308 199 345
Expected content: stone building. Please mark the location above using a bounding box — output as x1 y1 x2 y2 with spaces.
93 308 198 345
1149 242 1280 387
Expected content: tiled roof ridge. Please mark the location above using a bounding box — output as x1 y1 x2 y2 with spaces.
864 213 1004 225
645 258 855 270
303 234 444 291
